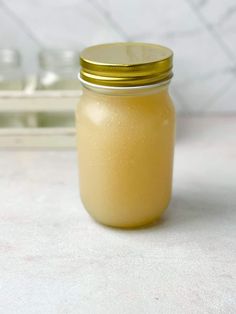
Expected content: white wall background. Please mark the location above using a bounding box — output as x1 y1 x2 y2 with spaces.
0 0 235 112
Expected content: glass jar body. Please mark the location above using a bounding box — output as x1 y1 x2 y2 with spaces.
76 83 175 228
0 67 24 90
37 49 81 127
37 49 81 91
0 49 24 90
38 68 81 90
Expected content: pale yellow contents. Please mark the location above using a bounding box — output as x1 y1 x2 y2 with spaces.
76 86 175 228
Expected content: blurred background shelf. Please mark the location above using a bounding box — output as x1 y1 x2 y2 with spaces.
0 127 76 148
0 90 81 148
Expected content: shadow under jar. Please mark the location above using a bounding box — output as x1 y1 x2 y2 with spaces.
76 43 175 228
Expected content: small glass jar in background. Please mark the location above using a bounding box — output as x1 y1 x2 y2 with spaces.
37 49 81 90
0 49 24 90
0 49 25 128
37 49 81 127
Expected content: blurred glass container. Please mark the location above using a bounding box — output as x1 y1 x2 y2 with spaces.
0 49 25 128
0 49 24 90
38 49 81 90
37 49 81 127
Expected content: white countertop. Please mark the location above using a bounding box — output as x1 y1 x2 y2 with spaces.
0 116 236 314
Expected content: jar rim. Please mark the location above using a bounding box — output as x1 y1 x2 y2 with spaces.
38 49 80 69
79 74 171 91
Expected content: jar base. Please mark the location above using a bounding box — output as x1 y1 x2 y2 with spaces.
91 215 164 229
81 196 171 229
83 203 169 229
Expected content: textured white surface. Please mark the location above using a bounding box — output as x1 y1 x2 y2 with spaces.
0 116 236 313
0 0 236 112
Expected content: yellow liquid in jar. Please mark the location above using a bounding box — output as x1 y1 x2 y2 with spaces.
76 86 175 228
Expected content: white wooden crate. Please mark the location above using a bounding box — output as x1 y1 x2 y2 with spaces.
0 91 81 148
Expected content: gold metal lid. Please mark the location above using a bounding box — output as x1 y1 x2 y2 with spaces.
80 42 173 87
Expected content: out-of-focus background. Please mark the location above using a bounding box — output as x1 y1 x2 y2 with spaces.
0 0 235 112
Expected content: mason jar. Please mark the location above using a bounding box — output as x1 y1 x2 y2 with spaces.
0 49 24 90
38 49 81 90
76 43 175 228
37 49 81 127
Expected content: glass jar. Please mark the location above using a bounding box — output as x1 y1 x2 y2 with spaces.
0 49 24 90
76 43 175 228
37 49 81 127
0 49 25 128
37 49 81 90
